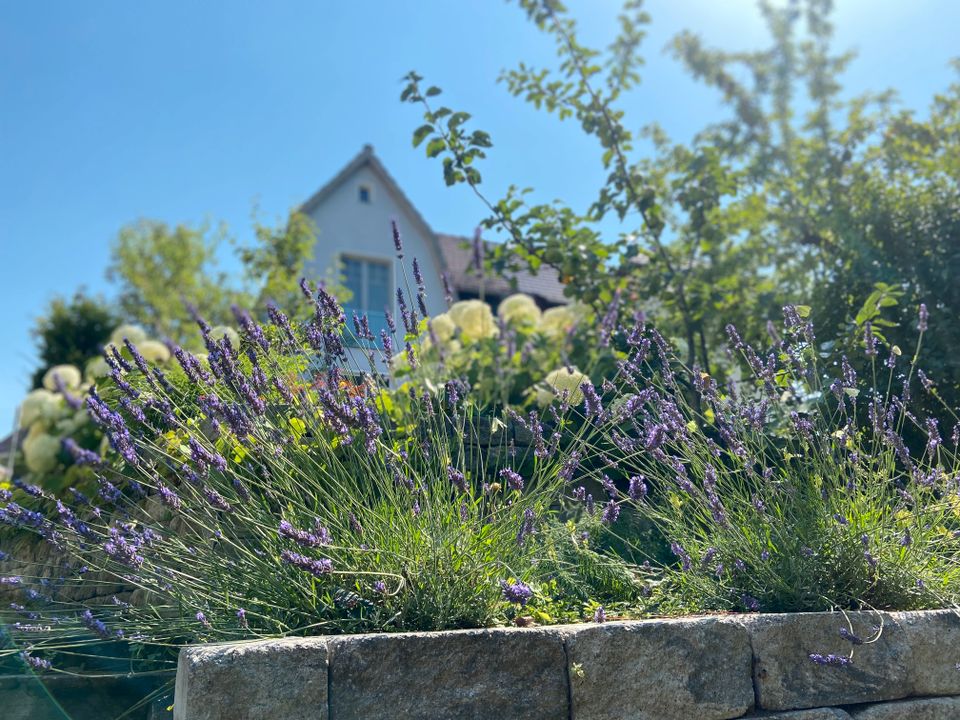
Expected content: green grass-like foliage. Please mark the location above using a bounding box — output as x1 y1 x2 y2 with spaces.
577 305 960 613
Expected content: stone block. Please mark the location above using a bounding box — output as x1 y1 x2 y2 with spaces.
741 710 851 720
743 612 910 711
850 696 960 719
173 637 329 720
564 618 754 720
891 610 960 697
328 626 568 720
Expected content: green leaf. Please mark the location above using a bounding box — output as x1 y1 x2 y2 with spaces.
448 112 471 130
426 137 446 158
412 124 434 148
425 86 442 97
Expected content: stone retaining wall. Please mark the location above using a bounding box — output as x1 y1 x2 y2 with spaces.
173 609 960 720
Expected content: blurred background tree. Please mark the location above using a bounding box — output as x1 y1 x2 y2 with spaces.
30 290 118 389
106 219 237 345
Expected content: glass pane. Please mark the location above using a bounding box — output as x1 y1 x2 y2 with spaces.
366 262 391 312
366 310 390 340
342 257 363 309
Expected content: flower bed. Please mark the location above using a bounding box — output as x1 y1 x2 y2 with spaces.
174 609 960 720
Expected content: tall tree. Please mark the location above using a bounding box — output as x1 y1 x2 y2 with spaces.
106 220 238 345
31 290 118 388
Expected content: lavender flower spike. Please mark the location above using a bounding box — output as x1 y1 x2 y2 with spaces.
500 579 533 606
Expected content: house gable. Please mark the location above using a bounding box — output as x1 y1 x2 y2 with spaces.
300 146 448 319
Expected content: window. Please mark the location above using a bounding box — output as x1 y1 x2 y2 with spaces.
358 185 371 204
342 256 391 341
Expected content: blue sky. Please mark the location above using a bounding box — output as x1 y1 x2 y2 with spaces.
1 0 957 425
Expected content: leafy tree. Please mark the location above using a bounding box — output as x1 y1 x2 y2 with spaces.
235 210 317 317
31 290 118 388
106 211 321 347
107 220 238 345
402 0 960 406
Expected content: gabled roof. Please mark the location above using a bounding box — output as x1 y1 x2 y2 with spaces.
436 234 568 307
299 145 447 273
299 146 567 306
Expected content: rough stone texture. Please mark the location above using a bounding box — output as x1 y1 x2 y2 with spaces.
849 696 960 719
891 610 960 697
174 637 329 720
328 626 568 720
743 612 910 711
741 710 852 719
563 618 754 720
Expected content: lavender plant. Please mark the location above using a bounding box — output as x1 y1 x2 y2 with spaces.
0 227 596 675
573 304 960 613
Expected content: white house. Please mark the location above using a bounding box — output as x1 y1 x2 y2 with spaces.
298 145 567 338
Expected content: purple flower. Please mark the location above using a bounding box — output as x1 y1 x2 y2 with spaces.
863 322 877 357
809 653 852 667
203 487 232 513
20 652 52 671
412 257 425 288
82 609 112 639
348 512 363 536
391 219 403 257
926 417 941 454
783 305 802 329
103 528 144 569
441 272 454 305
517 508 536 544
279 520 326 548
601 500 620 525
196 611 211 628
152 483 179 510
13 479 44 498
237 608 248 628
447 466 468 494
189 437 228 475
61 438 101 467
628 476 647 500
918 303 929 332
582 381 603 420
280 549 333 577
839 627 863 645
600 475 618 499
741 594 760 612
499 468 524 491
670 541 692 571
593 606 607 623
559 452 581 483
500 580 533 606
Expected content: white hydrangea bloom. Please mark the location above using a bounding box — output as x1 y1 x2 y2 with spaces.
389 349 412 375
536 367 590 406
58 410 90 436
23 432 61 474
19 389 64 428
497 294 542 327
210 326 241 348
539 305 578 339
110 324 148 346
428 313 457 343
42 364 82 391
85 356 111 380
138 340 171 364
448 300 497 343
